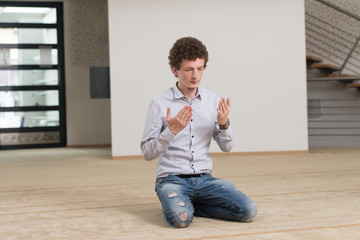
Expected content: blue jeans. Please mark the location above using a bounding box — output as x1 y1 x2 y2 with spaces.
155 174 257 228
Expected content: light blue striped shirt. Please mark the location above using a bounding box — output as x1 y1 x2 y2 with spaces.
140 84 234 178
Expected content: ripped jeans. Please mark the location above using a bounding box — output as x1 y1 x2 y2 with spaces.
155 174 257 228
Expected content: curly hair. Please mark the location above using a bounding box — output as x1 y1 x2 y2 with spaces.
168 37 209 70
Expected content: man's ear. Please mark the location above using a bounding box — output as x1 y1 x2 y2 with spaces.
171 66 178 77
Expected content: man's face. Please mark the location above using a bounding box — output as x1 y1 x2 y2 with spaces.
173 58 205 91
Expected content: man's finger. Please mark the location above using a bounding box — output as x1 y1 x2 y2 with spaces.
166 107 171 121
219 100 225 112
180 105 192 119
177 106 187 118
184 111 193 123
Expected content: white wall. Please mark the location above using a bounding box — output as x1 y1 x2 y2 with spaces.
109 0 309 157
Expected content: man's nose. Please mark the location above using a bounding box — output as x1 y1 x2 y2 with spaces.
192 70 198 78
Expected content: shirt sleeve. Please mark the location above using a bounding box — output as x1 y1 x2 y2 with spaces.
140 100 176 161
213 123 234 152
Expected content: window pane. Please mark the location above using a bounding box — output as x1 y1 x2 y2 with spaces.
0 28 57 44
0 70 59 86
0 110 59 128
0 7 57 24
0 131 60 146
0 48 57 65
0 90 59 107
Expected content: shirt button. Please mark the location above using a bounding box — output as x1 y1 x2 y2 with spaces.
192 151 194 153
192 135 194 138
191 119 193 122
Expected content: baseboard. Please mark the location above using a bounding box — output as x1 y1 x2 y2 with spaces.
111 155 143 160
67 144 111 148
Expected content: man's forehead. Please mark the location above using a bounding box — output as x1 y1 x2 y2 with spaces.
181 58 205 68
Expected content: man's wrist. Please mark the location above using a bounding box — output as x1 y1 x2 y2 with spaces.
219 119 230 130
168 126 177 135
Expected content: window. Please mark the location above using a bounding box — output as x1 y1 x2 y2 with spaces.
0 2 66 149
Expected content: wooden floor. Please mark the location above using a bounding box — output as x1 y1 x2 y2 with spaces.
1 147 360 240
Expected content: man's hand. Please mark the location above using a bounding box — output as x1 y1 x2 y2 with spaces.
166 105 193 135
217 98 231 125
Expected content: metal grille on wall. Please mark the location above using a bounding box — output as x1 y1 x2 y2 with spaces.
0 2 66 149
305 0 360 75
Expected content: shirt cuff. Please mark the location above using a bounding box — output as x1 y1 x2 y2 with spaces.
161 127 176 142
218 126 232 136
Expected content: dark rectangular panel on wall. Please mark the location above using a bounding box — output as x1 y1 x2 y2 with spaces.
90 66 110 99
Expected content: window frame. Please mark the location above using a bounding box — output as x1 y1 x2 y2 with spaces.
0 1 66 149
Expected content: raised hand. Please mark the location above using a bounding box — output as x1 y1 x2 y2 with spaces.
217 98 231 125
166 105 193 135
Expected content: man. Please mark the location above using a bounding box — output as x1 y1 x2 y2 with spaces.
140 37 257 228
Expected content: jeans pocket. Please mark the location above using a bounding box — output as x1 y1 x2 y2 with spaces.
155 177 168 192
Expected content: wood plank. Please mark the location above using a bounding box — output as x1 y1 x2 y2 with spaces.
306 55 323 63
346 83 360 87
328 73 357 77
310 64 341 71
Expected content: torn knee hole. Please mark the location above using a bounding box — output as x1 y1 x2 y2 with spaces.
168 193 177 198
180 211 188 221
177 201 185 207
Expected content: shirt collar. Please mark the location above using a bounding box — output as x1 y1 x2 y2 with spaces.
173 82 202 100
